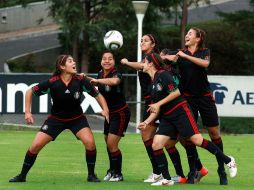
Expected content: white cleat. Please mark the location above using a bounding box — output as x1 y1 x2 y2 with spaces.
151 179 174 186
226 156 237 178
144 173 163 183
103 170 112 181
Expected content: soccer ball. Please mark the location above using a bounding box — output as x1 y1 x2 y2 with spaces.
104 30 123 50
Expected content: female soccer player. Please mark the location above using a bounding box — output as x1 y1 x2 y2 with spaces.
9 54 109 183
161 27 229 185
87 51 130 182
138 52 237 186
121 34 163 182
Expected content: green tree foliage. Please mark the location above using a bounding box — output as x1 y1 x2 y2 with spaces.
210 9 254 75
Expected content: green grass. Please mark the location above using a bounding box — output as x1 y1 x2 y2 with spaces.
0 130 253 190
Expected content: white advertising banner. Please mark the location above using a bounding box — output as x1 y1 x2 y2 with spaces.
208 76 254 117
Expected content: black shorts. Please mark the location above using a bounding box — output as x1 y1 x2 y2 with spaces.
104 107 131 137
184 93 219 127
40 114 90 140
156 102 200 139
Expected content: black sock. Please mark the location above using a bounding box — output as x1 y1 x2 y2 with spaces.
153 149 171 180
86 149 96 175
201 139 231 164
166 147 185 177
107 147 113 171
110 149 122 174
144 139 160 175
20 150 37 177
212 137 225 172
184 141 197 175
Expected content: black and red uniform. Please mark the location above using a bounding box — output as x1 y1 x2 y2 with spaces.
151 69 199 139
139 53 153 120
177 48 219 127
97 68 130 137
32 74 99 140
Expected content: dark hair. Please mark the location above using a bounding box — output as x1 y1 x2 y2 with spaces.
102 50 115 60
190 27 206 48
145 53 164 70
53 54 71 75
145 34 160 53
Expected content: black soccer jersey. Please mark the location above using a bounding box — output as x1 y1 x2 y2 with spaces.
177 48 210 96
151 70 186 115
32 74 99 119
97 68 127 112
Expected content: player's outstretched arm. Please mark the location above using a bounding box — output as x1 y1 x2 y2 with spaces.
25 88 34 124
120 58 144 70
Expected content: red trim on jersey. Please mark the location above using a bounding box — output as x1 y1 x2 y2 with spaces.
164 101 187 116
144 95 151 100
182 103 199 134
49 75 60 83
110 104 128 113
117 111 125 136
203 92 212 96
48 113 84 122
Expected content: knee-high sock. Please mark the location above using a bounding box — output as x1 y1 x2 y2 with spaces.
86 149 96 175
144 139 160 175
212 137 225 172
184 141 197 175
20 150 37 177
110 149 122 174
153 149 171 180
166 147 185 177
201 139 231 164
107 147 113 171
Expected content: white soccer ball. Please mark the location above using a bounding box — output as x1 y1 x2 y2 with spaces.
104 30 123 50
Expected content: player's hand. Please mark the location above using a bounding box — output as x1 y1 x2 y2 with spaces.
177 51 187 58
120 58 128 65
137 122 148 130
101 110 109 124
147 103 160 113
90 79 99 85
79 73 87 78
25 112 34 124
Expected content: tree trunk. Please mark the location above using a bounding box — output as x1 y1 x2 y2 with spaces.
81 31 89 73
180 0 188 48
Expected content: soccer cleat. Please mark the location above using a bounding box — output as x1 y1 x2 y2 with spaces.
186 171 195 184
218 170 228 185
171 175 187 184
226 156 237 178
103 170 113 181
87 174 101 182
194 166 209 183
109 173 123 182
151 179 174 186
143 173 163 183
9 174 26 182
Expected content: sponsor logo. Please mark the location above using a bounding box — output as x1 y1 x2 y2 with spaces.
74 92 80 99
41 124 48 131
210 83 228 104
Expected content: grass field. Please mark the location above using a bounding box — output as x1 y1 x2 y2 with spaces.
0 130 253 190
